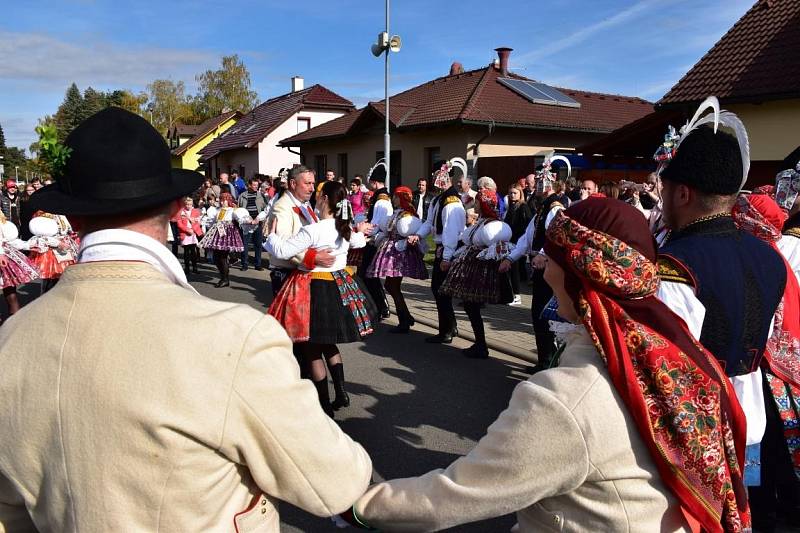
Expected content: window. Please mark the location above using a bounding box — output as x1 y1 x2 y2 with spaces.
337 153 348 180
425 146 441 176
314 155 327 181
376 150 402 186
297 117 311 133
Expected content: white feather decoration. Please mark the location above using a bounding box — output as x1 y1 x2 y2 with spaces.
548 155 572 178
449 157 469 180
677 96 750 191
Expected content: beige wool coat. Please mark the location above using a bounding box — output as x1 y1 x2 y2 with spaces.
266 193 311 269
0 262 372 532
354 329 691 532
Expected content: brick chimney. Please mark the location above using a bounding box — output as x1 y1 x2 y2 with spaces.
494 47 512 77
450 62 464 75
291 76 304 92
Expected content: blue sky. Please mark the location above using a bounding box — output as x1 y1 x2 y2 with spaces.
0 0 754 151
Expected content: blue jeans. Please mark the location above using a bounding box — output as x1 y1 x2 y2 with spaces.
240 223 263 269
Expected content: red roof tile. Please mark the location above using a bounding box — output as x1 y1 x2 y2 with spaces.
660 0 800 105
171 111 242 156
200 84 354 159
281 64 652 146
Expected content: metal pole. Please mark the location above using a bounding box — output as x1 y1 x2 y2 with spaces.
384 0 391 191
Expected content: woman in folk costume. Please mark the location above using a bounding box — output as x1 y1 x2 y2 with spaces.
440 189 513 359
731 193 800 524
365 185 428 333
341 197 749 533
175 196 204 275
198 192 245 288
265 180 377 417
774 160 800 282
27 211 78 292
0 212 39 315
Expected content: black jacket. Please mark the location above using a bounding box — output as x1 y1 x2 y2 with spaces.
412 191 435 220
504 201 532 243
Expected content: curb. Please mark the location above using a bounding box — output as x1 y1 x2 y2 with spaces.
390 313 538 364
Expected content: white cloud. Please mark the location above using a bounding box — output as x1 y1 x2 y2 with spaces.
0 30 216 88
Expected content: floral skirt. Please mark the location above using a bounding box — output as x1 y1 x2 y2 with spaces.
268 268 377 344
366 239 428 279
0 245 40 288
29 249 75 280
439 247 513 304
199 222 244 252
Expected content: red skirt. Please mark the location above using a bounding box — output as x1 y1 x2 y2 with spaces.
29 249 75 279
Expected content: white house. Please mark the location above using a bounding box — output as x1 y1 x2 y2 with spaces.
200 77 355 179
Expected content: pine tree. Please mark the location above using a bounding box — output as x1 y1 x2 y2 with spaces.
0 122 6 152
81 87 107 121
54 83 85 142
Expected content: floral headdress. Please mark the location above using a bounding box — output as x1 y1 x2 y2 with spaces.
535 155 571 194
477 188 499 220
432 157 468 190
775 160 800 211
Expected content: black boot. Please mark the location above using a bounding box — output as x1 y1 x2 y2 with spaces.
329 363 350 410
312 378 335 418
462 343 489 359
390 312 415 334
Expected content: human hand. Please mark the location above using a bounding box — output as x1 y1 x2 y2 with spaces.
355 222 372 234
315 248 335 267
406 235 420 246
498 259 512 273
440 260 451 272
532 254 548 270
0 256 8 269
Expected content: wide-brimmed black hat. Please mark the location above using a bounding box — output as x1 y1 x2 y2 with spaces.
30 107 204 216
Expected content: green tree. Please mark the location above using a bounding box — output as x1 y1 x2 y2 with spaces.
195 54 259 118
108 89 149 116
54 83 85 142
81 87 107 121
0 122 6 152
146 79 194 135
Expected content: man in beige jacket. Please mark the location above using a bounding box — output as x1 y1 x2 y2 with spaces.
266 165 333 296
0 108 372 532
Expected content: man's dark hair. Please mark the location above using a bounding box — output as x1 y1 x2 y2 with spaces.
248 177 259 185
326 169 335 174
417 177 428 186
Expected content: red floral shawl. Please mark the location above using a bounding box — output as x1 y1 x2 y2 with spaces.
544 198 749 533
732 194 800 390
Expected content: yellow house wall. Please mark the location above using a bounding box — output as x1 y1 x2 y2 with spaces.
172 117 239 172
729 99 800 161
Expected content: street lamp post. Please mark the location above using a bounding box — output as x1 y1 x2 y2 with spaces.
370 0 401 190
14 166 18 182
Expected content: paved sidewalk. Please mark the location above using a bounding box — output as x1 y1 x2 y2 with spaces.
390 278 539 363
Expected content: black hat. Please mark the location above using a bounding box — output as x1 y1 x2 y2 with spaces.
368 163 387 182
30 107 204 216
660 125 743 195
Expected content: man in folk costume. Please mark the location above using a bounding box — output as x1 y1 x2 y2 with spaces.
775 161 800 282
731 193 800 531
359 161 392 320
0 108 372 532
266 165 335 297
418 158 467 344
499 155 571 371
654 97 789 533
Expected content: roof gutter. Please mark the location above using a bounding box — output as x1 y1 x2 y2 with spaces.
469 121 495 178
285 145 304 164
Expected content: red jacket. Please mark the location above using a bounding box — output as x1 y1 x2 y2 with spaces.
176 208 203 240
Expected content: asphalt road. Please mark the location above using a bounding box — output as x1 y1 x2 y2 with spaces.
189 258 524 532
8 256 526 532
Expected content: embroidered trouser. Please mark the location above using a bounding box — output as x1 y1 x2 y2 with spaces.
531 268 556 367
360 243 388 314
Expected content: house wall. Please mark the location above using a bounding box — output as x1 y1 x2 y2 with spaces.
257 109 348 176
730 99 800 161
209 148 260 181
296 125 603 190
172 117 239 173
297 126 472 188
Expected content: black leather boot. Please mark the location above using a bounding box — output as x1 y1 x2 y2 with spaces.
312 378 335 418
329 364 350 410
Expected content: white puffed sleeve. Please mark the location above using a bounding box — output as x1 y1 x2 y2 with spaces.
0 221 19 243
395 215 422 238
29 217 59 238
233 207 252 223
475 220 512 247
656 281 705 341
441 202 466 261
507 218 536 262
349 231 367 250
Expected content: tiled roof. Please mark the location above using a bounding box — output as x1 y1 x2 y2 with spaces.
169 124 202 138
281 64 652 145
200 84 354 159
171 111 241 156
660 0 800 105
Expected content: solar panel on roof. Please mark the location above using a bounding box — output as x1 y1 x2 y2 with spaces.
498 78 581 108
